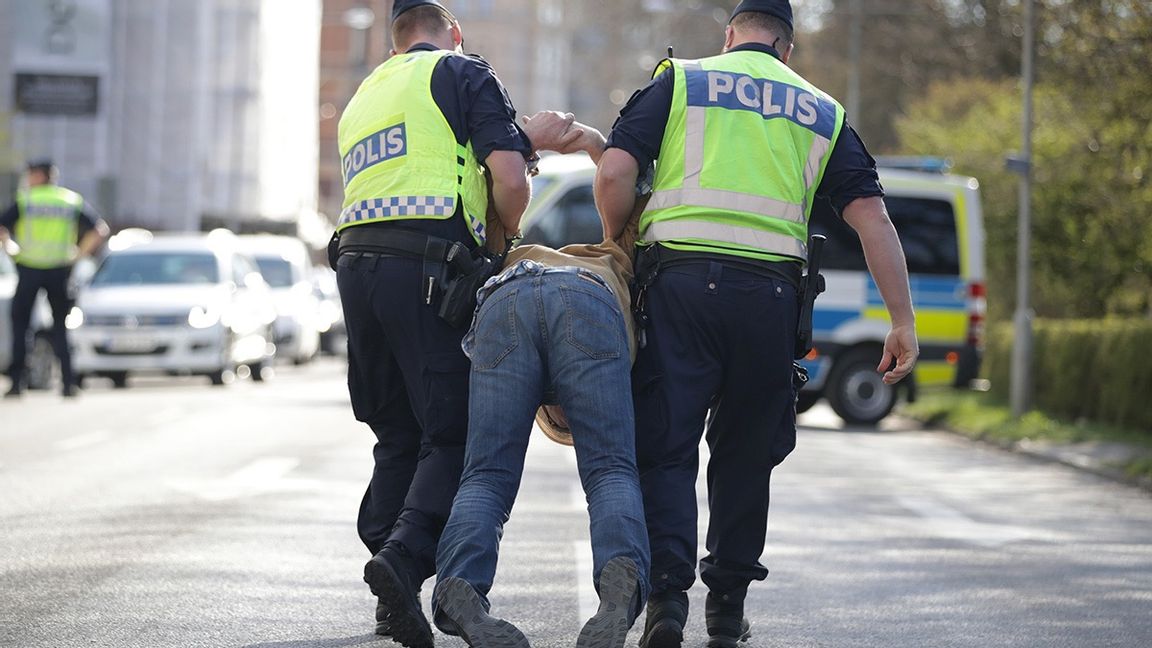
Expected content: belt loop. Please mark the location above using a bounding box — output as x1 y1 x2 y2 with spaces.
705 261 722 294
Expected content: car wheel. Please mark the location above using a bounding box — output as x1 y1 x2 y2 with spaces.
25 333 57 390
208 369 229 386
826 348 896 426
796 391 820 414
250 360 270 383
107 371 129 389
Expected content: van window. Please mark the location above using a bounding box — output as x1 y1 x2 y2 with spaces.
809 196 960 276
523 184 602 247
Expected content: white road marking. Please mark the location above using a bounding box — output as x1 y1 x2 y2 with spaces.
54 430 111 451
166 456 307 501
574 539 597 625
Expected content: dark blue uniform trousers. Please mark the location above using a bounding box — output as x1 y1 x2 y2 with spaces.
8 264 74 388
337 253 470 583
633 260 798 598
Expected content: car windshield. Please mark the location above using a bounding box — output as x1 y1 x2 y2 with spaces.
254 257 294 288
91 252 220 286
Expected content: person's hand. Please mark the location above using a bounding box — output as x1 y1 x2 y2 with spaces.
520 111 580 153
879 323 919 384
555 121 606 159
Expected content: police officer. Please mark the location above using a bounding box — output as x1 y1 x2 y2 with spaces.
594 2 919 646
334 2 575 646
0 159 107 398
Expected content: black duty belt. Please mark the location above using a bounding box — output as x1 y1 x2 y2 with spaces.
646 245 802 287
338 225 449 259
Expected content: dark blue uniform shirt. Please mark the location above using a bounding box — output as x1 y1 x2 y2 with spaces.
355 43 532 246
605 42 883 215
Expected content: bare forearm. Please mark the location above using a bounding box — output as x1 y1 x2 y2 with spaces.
77 230 105 258
486 150 531 236
843 197 915 326
594 148 639 240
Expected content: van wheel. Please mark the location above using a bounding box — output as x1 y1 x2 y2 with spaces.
796 392 820 414
827 348 896 426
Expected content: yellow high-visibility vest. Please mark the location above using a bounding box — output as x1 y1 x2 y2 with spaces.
641 51 846 263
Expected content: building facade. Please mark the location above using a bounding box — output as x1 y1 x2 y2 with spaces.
0 0 322 236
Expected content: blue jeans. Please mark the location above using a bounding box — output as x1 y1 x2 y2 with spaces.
434 270 650 622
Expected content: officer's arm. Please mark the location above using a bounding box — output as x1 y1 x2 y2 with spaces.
485 150 531 236
594 148 640 240
842 196 919 384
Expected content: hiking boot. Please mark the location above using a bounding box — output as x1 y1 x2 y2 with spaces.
704 591 751 648
577 556 639 648
638 590 688 648
374 599 391 636
363 548 432 648
434 576 530 647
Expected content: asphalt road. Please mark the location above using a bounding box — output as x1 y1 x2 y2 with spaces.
1 358 1150 648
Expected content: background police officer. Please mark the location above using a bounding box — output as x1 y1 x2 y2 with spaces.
0 159 107 398
333 1 575 646
594 1 919 646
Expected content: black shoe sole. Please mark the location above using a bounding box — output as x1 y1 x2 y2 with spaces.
577 557 638 648
364 554 433 648
435 577 530 647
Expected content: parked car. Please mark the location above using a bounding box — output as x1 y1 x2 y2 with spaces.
311 265 346 355
237 235 322 365
518 154 986 425
0 253 57 390
71 230 277 387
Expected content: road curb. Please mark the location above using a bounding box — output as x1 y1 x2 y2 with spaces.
900 415 1152 494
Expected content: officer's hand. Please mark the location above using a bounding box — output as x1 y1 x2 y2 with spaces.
879 323 918 385
520 111 579 153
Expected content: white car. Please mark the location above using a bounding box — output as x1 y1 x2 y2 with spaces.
237 235 321 365
72 231 277 387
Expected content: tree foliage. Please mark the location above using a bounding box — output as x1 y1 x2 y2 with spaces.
895 1 1152 320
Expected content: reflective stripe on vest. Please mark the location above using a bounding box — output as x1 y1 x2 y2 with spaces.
645 220 807 259
337 50 488 243
641 56 845 263
14 186 83 268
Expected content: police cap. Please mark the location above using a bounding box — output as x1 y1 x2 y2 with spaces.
729 0 794 31
392 0 453 22
25 158 55 174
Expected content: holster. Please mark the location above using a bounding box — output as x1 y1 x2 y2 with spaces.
437 245 503 328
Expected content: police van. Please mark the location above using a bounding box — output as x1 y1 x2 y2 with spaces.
520 154 985 425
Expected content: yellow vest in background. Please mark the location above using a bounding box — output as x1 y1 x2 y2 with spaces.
14 185 84 269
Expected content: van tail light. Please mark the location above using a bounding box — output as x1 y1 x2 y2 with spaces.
966 281 986 348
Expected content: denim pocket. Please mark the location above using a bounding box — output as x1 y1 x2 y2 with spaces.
469 288 519 370
560 283 623 360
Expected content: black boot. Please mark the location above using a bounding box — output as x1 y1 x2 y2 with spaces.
374 599 391 636
638 590 687 648
704 591 751 648
363 547 432 648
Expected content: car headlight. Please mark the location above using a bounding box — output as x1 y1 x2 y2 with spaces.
65 306 84 330
188 306 221 329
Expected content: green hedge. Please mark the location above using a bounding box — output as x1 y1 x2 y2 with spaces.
984 320 1152 433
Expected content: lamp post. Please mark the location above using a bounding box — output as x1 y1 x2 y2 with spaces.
1009 0 1036 417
